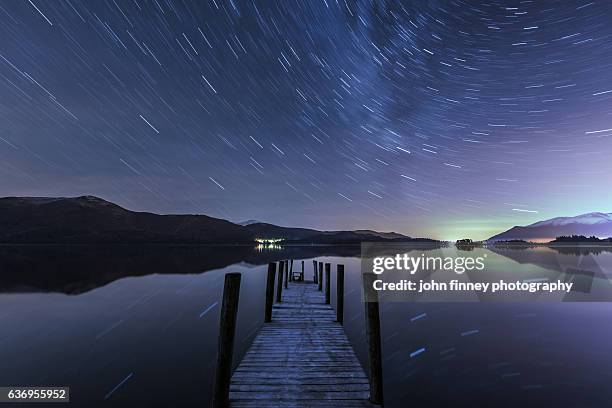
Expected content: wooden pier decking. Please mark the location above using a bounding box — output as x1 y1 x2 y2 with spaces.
229 279 377 407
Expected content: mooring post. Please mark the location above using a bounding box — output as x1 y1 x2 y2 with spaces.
276 260 284 302
284 262 288 289
363 273 384 405
313 260 318 284
264 263 276 323
318 261 323 291
336 264 344 324
325 263 331 304
212 272 241 408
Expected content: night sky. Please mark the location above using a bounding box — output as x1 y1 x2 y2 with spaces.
1 1 611 240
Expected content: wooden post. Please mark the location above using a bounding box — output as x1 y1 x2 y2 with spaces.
336 264 344 324
325 263 331 304
284 262 288 289
301 261 304 281
313 260 318 284
318 262 323 291
276 260 284 302
363 273 384 405
212 273 241 408
264 263 276 323
288 260 292 282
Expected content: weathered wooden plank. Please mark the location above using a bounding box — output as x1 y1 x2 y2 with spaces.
244 348 355 360
232 400 376 407
234 366 366 373
231 371 367 380
230 390 370 400
242 351 359 357
251 336 349 340
230 377 369 385
249 340 349 343
239 361 361 367
240 357 361 363
230 384 369 392
238 358 361 368
243 351 355 356
236 363 363 369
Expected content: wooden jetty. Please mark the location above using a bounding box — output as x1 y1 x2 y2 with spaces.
213 261 383 408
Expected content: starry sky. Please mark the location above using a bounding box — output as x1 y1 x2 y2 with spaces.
1 0 611 240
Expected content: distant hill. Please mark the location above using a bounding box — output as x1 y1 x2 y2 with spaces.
550 235 612 243
244 223 426 243
488 212 612 242
353 230 408 240
0 196 251 243
0 196 421 244
285 231 435 244
244 222 322 241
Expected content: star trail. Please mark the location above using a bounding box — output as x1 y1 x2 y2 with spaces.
1 0 611 239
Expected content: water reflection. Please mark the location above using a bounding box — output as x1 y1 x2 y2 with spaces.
0 245 363 294
254 243 282 251
0 245 611 407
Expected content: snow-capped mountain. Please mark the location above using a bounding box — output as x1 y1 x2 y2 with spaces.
529 212 612 227
488 212 612 242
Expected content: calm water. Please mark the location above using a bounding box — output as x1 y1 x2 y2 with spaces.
1 245 612 407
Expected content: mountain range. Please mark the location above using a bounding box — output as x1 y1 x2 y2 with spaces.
3 196 610 244
0 196 426 244
488 212 612 242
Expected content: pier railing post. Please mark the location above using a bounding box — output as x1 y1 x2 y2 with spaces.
264 263 276 323
325 263 331 304
212 272 242 408
313 260 318 283
318 262 323 291
336 265 344 324
284 261 288 289
363 273 384 405
276 260 284 302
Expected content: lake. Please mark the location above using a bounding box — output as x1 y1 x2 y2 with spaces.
1 244 612 407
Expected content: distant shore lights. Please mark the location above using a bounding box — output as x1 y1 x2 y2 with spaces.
255 238 283 244
255 237 283 251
